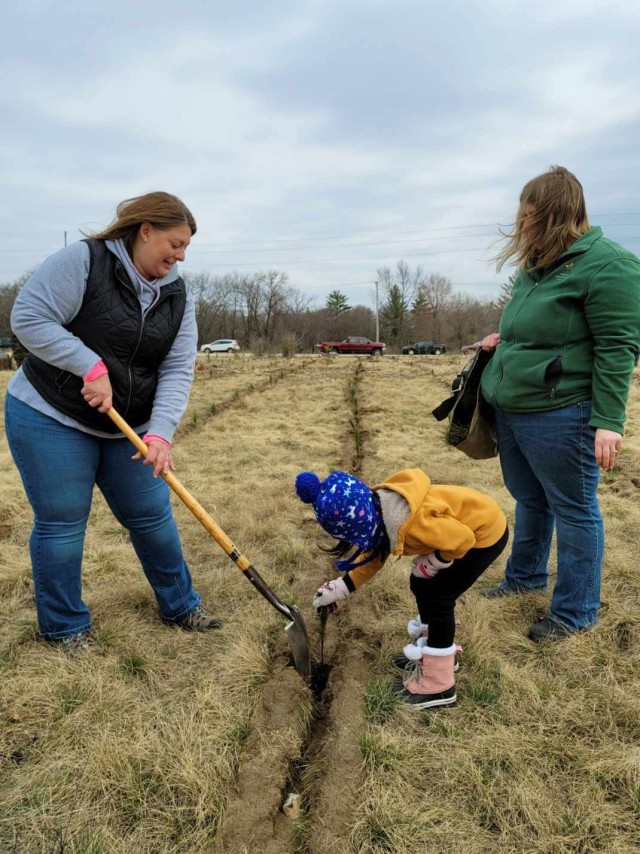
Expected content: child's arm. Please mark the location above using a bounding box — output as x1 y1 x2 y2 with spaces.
312 553 387 612
411 515 477 561
345 553 386 589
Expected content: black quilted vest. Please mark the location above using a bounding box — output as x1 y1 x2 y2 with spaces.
22 239 187 433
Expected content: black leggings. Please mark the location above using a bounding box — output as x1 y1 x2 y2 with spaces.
409 525 509 648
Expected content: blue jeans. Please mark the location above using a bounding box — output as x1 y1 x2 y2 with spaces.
494 402 603 631
5 394 200 639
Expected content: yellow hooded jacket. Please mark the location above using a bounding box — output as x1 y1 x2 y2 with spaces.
347 468 507 590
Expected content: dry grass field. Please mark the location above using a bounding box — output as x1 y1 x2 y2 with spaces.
1 354 639 854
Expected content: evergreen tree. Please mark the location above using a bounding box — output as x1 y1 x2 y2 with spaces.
325 290 350 315
411 290 429 314
380 283 410 342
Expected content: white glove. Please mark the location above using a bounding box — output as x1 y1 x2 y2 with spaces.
313 577 352 611
411 551 454 580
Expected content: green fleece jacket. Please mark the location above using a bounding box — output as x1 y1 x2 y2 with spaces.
480 227 640 434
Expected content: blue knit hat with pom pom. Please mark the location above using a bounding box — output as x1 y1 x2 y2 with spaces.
295 471 385 567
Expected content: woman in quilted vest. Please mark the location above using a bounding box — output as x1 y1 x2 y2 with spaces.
5 192 222 653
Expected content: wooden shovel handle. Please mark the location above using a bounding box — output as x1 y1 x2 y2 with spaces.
106 407 251 572
105 407 311 678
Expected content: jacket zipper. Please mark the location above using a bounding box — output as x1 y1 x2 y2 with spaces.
491 276 540 405
116 266 145 415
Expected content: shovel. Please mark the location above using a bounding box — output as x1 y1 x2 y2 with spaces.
106 407 311 681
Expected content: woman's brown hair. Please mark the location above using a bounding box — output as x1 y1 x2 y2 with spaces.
495 166 590 272
87 192 197 252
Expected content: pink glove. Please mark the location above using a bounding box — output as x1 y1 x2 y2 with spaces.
411 551 454 580
312 577 352 612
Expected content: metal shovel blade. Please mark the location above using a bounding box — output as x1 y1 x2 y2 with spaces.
242 564 312 682
284 605 311 681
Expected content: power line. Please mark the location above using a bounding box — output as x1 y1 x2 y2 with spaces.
181 234 640 269
181 246 492 269
2 211 640 255
2 216 640 281
183 212 640 248
187 231 640 257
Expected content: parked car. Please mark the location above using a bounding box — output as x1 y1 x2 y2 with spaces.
200 339 240 354
401 340 447 355
315 336 385 355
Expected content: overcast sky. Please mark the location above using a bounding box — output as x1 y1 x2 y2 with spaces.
2 0 640 308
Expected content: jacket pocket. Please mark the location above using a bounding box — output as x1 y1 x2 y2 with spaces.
544 356 563 396
55 370 73 390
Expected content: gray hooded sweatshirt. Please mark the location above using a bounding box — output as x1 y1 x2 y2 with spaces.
8 239 197 443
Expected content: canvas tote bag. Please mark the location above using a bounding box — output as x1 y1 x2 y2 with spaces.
432 348 498 460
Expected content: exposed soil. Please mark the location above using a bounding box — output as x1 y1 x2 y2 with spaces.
210 663 309 854
208 358 377 853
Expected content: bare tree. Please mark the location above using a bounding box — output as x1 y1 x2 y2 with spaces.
227 270 299 347
415 273 453 342
261 271 290 341
440 293 501 350
183 272 234 345
444 293 479 350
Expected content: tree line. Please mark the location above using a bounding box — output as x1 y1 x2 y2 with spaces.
0 263 515 355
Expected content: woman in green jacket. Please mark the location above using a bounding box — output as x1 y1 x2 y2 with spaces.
479 165 640 641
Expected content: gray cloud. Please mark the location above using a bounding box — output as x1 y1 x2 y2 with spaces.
2 0 640 308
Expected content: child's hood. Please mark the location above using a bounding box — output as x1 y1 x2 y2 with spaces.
373 468 432 554
374 468 431 508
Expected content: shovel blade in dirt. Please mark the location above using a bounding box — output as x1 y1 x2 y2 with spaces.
106 407 312 682
242 563 311 680
285 610 311 680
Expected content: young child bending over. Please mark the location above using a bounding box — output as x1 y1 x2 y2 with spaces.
295 467 508 709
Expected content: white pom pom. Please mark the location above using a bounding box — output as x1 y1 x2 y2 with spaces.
407 618 429 639
402 642 424 661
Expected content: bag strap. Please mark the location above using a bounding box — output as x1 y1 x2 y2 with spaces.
432 395 458 421
431 348 493 422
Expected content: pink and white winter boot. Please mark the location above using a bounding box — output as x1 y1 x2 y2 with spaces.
393 643 457 709
393 635 462 672
392 615 461 670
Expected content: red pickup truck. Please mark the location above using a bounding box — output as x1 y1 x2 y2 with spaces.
315 336 386 355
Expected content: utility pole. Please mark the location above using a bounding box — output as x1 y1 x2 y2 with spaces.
375 279 379 342
64 231 67 247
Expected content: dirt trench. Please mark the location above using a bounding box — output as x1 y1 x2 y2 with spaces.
210 358 384 854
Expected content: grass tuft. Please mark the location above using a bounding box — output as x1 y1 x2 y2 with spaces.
363 678 399 725
59 683 89 715
118 654 148 677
